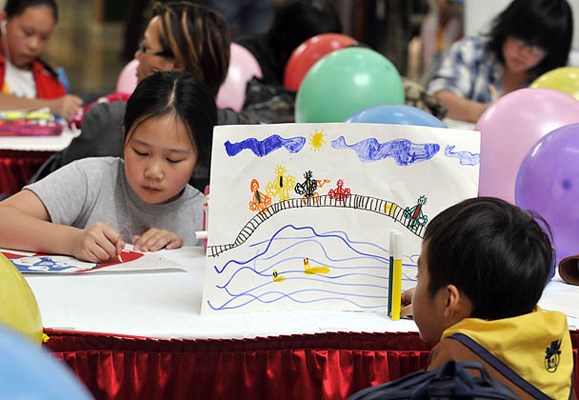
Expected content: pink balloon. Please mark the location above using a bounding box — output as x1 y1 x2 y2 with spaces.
476 88 579 204
116 59 139 95
216 43 263 112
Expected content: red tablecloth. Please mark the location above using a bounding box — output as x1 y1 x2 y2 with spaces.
0 150 52 195
44 329 579 400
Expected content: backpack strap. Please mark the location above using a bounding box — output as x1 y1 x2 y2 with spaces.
448 333 551 400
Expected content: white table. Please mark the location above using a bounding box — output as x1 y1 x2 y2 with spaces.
24 246 579 340
0 127 79 151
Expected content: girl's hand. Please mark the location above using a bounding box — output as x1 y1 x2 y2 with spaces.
72 222 125 262
132 228 183 252
49 95 83 120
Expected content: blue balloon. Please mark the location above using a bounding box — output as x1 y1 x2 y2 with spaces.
346 104 447 128
0 325 92 399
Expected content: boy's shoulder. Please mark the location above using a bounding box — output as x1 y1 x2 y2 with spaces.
430 310 573 399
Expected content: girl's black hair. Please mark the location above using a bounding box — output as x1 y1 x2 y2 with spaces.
123 71 217 169
486 0 573 80
4 0 58 22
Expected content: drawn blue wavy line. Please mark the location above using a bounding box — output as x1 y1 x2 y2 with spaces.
256 238 389 267
257 255 387 274
214 224 390 274
216 250 392 289
207 288 387 311
331 136 440 165
224 134 306 157
250 228 390 254
222 279 388 298
445 145 480 166
250 228 419 267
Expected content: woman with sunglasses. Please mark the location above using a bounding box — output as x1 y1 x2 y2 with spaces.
427 0 573 122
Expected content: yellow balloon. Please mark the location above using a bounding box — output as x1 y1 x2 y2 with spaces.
530 67 579 100
0 253 43 345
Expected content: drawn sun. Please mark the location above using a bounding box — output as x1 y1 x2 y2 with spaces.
309 129 326 152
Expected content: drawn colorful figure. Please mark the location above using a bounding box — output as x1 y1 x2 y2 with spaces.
403 195 429 230
294 171 329 205
272 269 286 282
266 165 296 202
294 170 319 204
303 257 330 275
328 179 351 203
249 178 272 212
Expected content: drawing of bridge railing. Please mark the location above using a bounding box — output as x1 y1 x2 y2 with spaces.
208 194 425 257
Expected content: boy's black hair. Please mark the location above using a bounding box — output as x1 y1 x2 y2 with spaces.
486 0 573 81
424 197 552 320
4 0 58 22
123 71 217 169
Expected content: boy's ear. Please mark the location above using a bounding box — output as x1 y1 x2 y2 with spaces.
443 284 472 320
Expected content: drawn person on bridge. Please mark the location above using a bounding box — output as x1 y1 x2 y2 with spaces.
404 195 429 230
328 179 351 203
249 178 272 212
294 170 330 205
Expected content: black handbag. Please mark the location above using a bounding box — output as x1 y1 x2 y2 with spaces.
348 360 519 400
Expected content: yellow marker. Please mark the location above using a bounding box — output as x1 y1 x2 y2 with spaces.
390 231 403 321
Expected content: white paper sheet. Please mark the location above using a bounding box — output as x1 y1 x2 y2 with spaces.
202 123 480 315
2 245 187 274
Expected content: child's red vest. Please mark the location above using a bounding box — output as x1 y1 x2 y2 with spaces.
0 53 66 99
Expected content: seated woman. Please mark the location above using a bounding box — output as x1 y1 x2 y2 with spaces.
427 0 573 122
0 0 82 119
52 2 256 189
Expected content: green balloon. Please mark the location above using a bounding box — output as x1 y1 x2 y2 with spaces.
295 47 404 123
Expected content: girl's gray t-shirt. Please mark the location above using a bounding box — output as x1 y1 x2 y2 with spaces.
26 157 203 246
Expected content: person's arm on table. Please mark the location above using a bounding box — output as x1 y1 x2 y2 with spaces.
0 93 83 120
434 90 489 123
0 190 124 262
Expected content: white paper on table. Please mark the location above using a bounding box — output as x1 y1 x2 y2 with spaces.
202 123 480 315
2 245 187 274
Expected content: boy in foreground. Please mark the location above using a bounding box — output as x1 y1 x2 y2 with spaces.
408 197 574 399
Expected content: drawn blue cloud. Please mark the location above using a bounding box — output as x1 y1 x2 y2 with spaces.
225 134 306 157
445 145 480 166
331 136 440 165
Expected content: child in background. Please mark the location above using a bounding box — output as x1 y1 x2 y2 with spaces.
427 0 573 122
0 71 216 262
0 0 82 119
409 197 573 399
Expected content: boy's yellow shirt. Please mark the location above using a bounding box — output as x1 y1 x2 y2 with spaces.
442 307 573 399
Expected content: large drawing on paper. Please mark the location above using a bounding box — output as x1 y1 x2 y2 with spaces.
202 123 480 315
